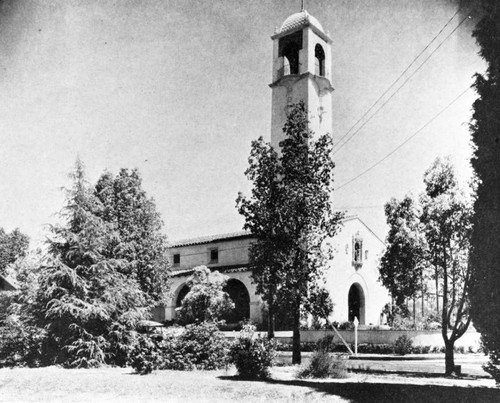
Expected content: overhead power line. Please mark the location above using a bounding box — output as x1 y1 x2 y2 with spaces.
332 9 471 157
335 86 472 192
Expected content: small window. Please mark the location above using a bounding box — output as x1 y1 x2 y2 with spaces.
209 248 218 263
352 234 363 268
354 242 361 262
173 253 180 265
365 250 368 260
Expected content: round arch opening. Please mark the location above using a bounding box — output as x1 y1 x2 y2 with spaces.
223 279 250 323
176 284 190 308
315 43 325 76
348 283 366 325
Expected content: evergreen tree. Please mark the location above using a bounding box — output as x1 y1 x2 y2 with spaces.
0 227 29 276
35 160 149 367
237 102 343 364
466 0 500 382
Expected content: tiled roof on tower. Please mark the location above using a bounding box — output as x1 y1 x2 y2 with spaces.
279 10 324 34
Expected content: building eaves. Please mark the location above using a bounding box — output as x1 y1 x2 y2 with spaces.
171 264 250 277
168 215 371 249
170 231 252 248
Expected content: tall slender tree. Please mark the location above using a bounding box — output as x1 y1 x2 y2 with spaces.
237 102 343 364
379 195 427 309
420 157 474 375
464 0 500 382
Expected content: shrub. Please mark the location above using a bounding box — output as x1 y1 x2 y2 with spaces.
176 267 234 325
297 350 348 379
394 334 413 355
230 324 276 379
176 322 229 370
130 333 164 374
411 345 432 354
0 316 45 368
131 322 229 374
316 335 335 352
357 343 393 355
336 321 354 330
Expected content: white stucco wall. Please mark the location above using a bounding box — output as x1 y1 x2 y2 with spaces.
325 217 390 326
158 217 390 328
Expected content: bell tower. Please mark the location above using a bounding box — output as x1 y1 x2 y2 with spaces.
270 7 334 149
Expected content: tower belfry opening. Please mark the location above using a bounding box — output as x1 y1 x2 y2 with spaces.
315 44 325 76
279 31 302 76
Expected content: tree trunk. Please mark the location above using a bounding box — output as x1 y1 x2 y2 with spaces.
413 297 416 327
421 274 425 317
435 265 439 316
421 291 424 317
267 300 275 339
292 303 301 365
445 340 456 375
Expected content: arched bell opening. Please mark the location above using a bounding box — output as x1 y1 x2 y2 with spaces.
315 44 325 76
278 31 302 77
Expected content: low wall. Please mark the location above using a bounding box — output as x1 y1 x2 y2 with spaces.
277 330 482 349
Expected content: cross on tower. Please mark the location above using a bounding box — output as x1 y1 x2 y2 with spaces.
301 0 305 11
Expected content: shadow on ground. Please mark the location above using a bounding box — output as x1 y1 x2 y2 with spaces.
219 376 500 402
348 368 488 380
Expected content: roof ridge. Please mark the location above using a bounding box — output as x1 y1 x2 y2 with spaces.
169 215 361 247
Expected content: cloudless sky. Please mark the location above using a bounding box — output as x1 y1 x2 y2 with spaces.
0 0 484 246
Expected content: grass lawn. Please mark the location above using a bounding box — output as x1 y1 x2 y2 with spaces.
1 365 499 402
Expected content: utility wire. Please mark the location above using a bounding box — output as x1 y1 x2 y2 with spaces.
332 10 470 157
333 7 462 151
335 86 471 192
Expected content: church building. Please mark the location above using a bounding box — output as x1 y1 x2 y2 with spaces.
158 8 390 328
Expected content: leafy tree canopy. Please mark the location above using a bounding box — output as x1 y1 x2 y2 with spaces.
94 169 169 304
237 102 343 363
0 227 29 277
379 195 426 306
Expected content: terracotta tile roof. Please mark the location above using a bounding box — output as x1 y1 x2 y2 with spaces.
169 215 364 248
169 231 252 248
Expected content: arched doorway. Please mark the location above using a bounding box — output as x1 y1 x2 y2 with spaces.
348 283 365 324
223 279 250 323
176 284 190 308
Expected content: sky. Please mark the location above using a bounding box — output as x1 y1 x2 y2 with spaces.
0 0 485 246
